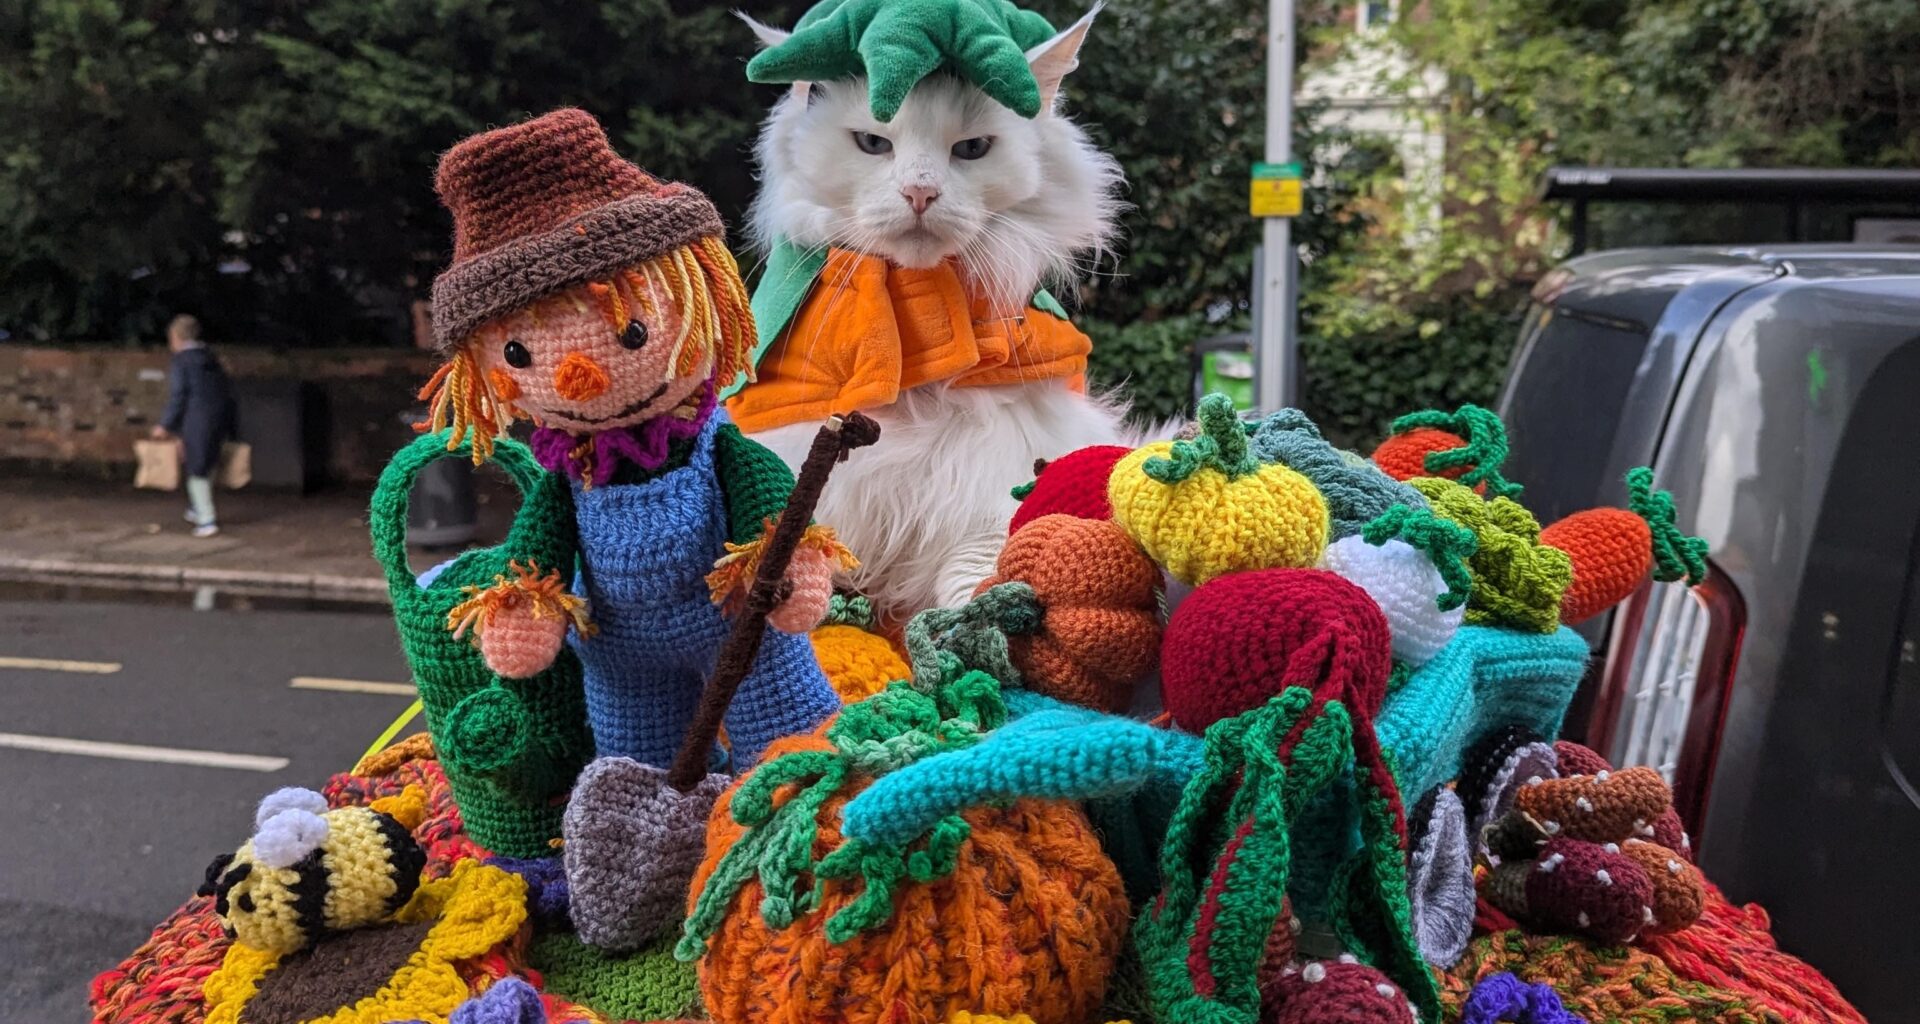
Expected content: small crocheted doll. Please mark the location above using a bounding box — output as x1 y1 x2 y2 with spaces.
420 108 845 769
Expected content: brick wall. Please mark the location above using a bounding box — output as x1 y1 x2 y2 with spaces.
0 344 440 484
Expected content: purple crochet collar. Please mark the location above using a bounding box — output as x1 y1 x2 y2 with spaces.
529 381 716 488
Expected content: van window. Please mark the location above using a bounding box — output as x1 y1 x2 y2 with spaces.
1501 304 1653 524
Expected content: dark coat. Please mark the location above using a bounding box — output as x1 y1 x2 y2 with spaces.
159 346 237 477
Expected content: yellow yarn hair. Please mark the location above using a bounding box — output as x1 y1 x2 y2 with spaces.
1108 395 1329 587
420 235 756 463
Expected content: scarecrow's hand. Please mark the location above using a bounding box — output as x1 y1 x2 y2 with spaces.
476 602 571 679
769 544 836 633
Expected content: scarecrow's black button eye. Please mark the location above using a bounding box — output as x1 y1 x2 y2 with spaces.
621 320 648 350
236 892 255 913
503 340 531 368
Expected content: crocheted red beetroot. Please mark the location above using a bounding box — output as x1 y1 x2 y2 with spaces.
1489 836 1656 944
1009 445 1133 534
1263 958 1412 1024
1159 568 1391 733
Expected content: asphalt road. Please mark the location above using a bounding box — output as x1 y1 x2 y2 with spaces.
0 589 416 1022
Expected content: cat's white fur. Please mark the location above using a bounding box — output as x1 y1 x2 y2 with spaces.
743 9 1138 615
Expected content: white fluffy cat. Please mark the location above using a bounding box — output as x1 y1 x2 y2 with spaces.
740 8 1135 615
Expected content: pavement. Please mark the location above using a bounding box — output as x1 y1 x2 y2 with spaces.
0 592 419 1021
0 475 519 597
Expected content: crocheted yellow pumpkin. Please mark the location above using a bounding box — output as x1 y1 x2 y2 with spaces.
1109 394 1328 586
811 624 908 702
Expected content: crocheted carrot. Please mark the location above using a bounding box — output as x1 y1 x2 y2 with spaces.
1372 404 1523 499
1109 392 1329 586
1541 466 1711 624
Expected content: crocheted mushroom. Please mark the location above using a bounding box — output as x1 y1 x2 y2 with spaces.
1484 836 1657 945
1513 766 1672 843
1620 837 1706 934
1008 444 1133 534
1266 957 1414 1024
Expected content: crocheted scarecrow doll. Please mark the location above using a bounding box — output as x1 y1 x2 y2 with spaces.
420 108 846 769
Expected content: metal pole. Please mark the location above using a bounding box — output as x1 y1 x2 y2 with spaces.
1256 0 1298 414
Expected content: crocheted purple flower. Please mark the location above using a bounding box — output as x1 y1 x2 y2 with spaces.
1461 971 1589 1024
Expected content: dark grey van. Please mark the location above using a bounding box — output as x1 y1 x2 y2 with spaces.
1498 245 1920 1021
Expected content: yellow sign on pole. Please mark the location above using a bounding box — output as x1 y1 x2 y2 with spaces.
1250 161 1303 218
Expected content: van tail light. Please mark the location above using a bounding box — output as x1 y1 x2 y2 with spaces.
1584 561 1745 842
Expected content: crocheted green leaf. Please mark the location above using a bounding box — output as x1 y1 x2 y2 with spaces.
1626 466 1710 586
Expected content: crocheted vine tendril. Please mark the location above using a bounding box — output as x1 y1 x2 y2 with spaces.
1144 393 1258 483
1363 504 1481 611
902 582 1042 693
823 592 877 629
1391 404 1525 500
1626 466 1710 586
676 599 1022 960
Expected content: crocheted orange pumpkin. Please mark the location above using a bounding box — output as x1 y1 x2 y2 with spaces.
977 514 1161 712
688 732 1129 1024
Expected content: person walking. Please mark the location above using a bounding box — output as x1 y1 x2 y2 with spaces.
151 314 237 537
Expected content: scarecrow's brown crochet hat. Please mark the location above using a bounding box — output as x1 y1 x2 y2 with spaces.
429 108 724 353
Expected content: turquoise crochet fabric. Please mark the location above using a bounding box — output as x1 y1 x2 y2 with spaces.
1249 408 1429 539
838 690 1203 896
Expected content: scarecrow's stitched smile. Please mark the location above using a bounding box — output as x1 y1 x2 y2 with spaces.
549 380 671 427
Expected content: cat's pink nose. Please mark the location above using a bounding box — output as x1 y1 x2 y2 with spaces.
901 184 940 215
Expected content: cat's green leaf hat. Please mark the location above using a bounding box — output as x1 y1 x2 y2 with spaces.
747 0 1059 121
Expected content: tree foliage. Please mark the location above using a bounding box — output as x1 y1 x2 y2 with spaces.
1 0 799 344
1301 0 1920 444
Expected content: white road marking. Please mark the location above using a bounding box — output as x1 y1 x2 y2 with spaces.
289 676 415 696
0 655 122 674
0 732 288 772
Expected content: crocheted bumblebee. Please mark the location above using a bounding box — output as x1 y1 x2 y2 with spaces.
196 787 428 955
418 108 847 768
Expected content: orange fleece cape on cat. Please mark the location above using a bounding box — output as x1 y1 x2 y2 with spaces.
724 244 1089 433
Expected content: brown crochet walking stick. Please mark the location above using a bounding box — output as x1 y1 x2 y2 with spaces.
667 411 881 791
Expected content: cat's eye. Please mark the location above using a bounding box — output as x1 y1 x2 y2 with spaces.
503 340 531 368
620 319 648 350
851 130 893 155
951 136 993 160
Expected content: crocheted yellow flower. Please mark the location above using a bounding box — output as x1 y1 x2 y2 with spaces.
201 860 526 1024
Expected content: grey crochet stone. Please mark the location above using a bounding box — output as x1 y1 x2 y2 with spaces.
1407 785 1474 968
564 755 729 951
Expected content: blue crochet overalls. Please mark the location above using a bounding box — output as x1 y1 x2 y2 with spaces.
568 411 840 768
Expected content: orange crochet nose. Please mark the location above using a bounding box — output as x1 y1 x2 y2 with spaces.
552 352 610 403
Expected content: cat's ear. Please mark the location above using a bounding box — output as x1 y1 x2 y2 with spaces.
736 11 791 49
1025 4 1101 112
